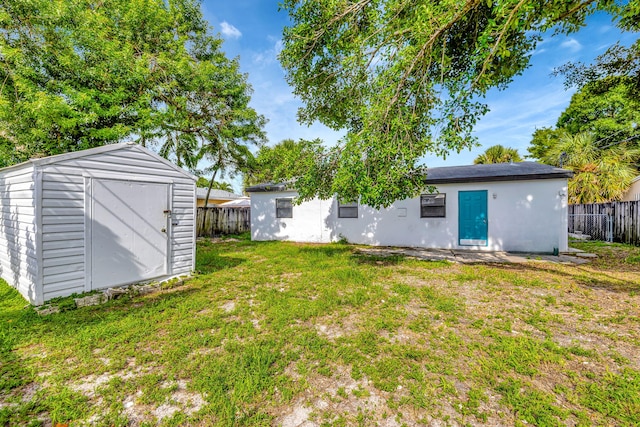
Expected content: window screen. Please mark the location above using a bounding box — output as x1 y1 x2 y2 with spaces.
338 200 358 218
420 194 446 218
276 198 293 218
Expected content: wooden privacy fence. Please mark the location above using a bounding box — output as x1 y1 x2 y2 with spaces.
196 207 250 237
569 201 640 246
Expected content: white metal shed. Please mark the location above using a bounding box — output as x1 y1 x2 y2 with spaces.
0 143 197 305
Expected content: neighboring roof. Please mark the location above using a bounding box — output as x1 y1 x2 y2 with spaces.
0 142 197 180
245 183 289 193
423 162 573 184
196 187 243 200
246 162 573 192
219 197 250 207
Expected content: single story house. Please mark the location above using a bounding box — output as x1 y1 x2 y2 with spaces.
196 188 243 207
0 143 196 305
247 162 573 253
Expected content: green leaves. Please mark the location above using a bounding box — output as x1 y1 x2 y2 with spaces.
543 132 639 203
0 0 265 173
528 75 640 202
243 138 323 191
474 145 522 164
280 0 630 208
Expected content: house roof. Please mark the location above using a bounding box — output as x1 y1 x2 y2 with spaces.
196 187 243 200
0 142 197 180
423 162 573 184
245 182 289 193
219 197 250 207
245 162 573 192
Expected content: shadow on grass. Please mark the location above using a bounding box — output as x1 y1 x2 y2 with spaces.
297 244 353 257
195 254 246 275
352 254 407 266
0 285 35 395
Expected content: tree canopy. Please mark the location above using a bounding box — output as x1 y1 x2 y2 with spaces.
554 2 639 96
196 177 234 192
280 0 635 208
0 0 265 170
243 138 323 188
528 76 640 160
541 132 639 203
474 145 522 164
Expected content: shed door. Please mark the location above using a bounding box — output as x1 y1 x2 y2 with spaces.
90 179 169 290
458 190 488 246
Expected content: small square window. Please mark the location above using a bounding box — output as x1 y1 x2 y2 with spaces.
276 198 293 218
420 194 446 218
338 200 358 218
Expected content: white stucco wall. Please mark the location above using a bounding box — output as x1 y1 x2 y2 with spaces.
250 179 569 253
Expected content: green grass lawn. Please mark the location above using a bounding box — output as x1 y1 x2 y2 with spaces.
1 236 639 426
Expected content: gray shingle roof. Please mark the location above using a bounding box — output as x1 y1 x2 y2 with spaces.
245 162 573 192
424 162 573 184
245 183 289 193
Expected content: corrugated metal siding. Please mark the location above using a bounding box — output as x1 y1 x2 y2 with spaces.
0 166 38 301
39 146 195 300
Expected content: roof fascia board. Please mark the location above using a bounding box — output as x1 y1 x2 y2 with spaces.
246 184 289 193
0 161 36 176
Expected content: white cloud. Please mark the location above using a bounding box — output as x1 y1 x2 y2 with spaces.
560 38 582 53
253 39 284 66
598 25 612 34
220 21 242 39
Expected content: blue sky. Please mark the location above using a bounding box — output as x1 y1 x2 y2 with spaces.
199 2 636 190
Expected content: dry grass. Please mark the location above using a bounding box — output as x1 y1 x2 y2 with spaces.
0 237 638 426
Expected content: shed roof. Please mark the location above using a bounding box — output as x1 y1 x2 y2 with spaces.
245 162 572 192
0 142 197 180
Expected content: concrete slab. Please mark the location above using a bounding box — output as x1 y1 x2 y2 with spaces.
356 247 594 265
562 247 585 253
575 252 598 258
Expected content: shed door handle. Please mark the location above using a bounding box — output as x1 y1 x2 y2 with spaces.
161 227 166 233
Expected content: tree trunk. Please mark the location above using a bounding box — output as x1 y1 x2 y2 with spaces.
203 169 219 208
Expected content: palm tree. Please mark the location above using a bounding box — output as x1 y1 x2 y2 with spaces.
543 132 639 203
474 145 522 164
196 177 234 192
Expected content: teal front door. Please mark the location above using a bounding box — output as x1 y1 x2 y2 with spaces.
458 190 488 246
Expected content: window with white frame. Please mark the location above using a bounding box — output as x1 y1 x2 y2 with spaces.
276 198 293 218
420 193 446 218
338 200 358 218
